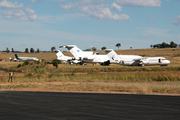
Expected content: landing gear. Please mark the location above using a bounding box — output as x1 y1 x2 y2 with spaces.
101 60 110 66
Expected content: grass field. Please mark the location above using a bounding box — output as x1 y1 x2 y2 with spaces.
0 48 180 95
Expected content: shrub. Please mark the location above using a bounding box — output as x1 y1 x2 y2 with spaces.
53 61 58 69
52 59 61 64
17 64 22 68
26 73 33 77
23 61 30 65
35 66 46 74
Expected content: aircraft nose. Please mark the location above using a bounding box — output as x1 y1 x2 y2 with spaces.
167 60 170 64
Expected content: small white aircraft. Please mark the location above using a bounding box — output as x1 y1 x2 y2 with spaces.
105 49 170 66
140 57 170 66
105 49 143 66
9 57 18 62
10 54 39 61
60 45 110 65
54 50 80 64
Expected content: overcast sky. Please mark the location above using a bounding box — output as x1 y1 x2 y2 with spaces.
0 0 180 51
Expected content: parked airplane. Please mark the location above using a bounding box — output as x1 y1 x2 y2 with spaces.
105 49 143 66
105 49 170 66
140 57 170 66
54 50 80 64
10 54 39 61
60 45 110 65
9 57 18 62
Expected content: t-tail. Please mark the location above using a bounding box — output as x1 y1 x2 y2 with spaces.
15 54 19 59
105 49 121 64
60 45 84 60
54 50 64 60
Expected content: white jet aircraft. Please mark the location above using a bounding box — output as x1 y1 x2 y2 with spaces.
105 49 170 66
60 45 110 65
105 49 143 66
140 57 170 66
54 50 80 64
11 54 39 61
9 57 18 62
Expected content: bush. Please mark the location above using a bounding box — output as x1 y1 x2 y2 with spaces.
52 59 61 64
36 61 40 64
17 64 22 68
35 66 46 74
23 61 30 65
26 73 33 77
52 61 58 69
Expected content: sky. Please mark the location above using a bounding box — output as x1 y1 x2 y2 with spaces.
0 0 180 52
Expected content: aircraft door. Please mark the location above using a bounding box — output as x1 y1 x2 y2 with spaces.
159 59 162 63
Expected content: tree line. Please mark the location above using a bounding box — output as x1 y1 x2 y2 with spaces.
150 41 179 48
2 48 41 53
2 41 179 53
1 43 121 53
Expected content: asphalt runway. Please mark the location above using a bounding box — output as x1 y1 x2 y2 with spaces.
0 91 180 120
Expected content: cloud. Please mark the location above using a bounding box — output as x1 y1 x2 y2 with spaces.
31 0 42 3
51 0 65 1
115 0 161 7
60 3 78 10
79 5 129 20
111 2 122 11
31 0 35 3
173 16 180 25
140 34 153 37
59 1 130 21
0 1 37 21
0 0 23 8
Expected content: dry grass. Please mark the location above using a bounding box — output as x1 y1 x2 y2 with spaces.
1 81 180 95
1 47 180 64
0 48 180 95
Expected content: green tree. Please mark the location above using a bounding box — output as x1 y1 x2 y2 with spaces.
91 47 96 51
115 43 121 50
51 47 56 53
84 49 91 51
52 59 61 69
170 41 177 48
30 48 35 53
37 48 40 53
6 47 9 53
11 48 14 53
101 46 106 50
25 48 29 53
150 45 153 48
161 42 169 48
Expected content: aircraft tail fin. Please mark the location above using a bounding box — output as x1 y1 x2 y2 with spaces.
60 45 84 59
54 50 64 60
105 49 120 63
15 54 19 59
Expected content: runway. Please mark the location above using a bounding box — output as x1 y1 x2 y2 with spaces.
0 91 179 120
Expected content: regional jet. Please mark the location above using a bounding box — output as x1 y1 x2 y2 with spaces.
105 49 170 66
60 45 110 65
9 57 18 62
54 50 80 64
13 54 39 61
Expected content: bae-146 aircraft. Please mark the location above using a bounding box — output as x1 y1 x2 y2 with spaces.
105 49 170 66
10 54 39 61
60 45 110 65
54 50 80 64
